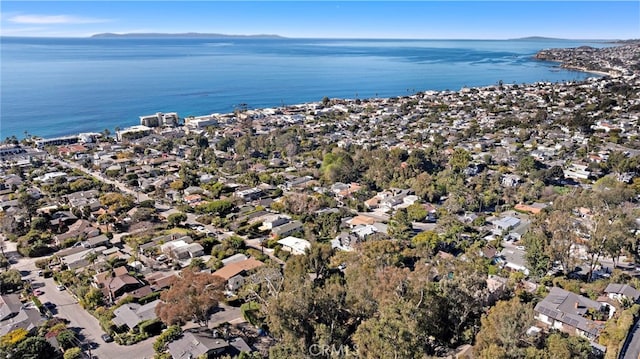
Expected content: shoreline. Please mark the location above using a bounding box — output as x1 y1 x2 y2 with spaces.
11 64 607 143
560 64 616 77
6 42 636 143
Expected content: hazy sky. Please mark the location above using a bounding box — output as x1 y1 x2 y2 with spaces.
1 1 638 39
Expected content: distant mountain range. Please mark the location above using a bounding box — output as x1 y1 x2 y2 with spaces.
90 32 285 39
509 36 570 41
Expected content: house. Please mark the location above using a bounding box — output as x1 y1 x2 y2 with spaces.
486 275 508 304
184 194 203 207
564 163 591 180
212 258 264 282
277 236 311 255
493 216 521 232
233 187 263 202
271 220 303 238
259 215 290 231
604 283 640 303
221 253 249 266
94 267 144 303
139 112 179 127
54 219 101 246
167 332 234 359
112 299 161 330
0 294 46 336
60 246 107 270
284 175 313 190
501 174 521 187
49 211 78 227
145 272 178 292
534 287 607 341
84 234 111 248
347 215 376 227
497 247 530 276
331 232 360 252
160 237 204 260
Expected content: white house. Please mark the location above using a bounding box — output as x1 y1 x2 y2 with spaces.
277 236 311 255
604 283 640 303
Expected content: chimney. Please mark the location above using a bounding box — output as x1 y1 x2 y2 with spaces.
574 302 579 309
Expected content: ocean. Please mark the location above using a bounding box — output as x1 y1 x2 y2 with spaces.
0 37 607 139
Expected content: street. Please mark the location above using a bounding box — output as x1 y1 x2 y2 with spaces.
8 239 154 359
51 157 150 203
620 318 640 359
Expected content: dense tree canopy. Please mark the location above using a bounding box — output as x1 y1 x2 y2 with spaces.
156 269 225 327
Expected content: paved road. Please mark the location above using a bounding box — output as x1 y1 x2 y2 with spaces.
52 157 150 203
620 318 640 359
12 250 154 359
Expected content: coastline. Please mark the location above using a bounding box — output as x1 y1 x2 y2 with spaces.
7 38 636 138
559 64 617 77
14 61 609 143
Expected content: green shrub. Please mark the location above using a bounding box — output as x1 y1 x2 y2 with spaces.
139 319 164 336
138 291 161 305
63 347 82 359
34 258 49 270
153 325 182 353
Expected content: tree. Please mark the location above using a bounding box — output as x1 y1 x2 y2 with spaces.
30 216 49 232
167 212 187 228
14 337 56 359
411 230 440 256
63 347 82 359
523 229 551 278
544 333 591 359
439 271 488 345
474 297 534 356
156 269 225 327
353 300 425 359
0 269 22 294
57 330 78 350
0 328 29 349
406 202 428 222
387 208 412 240
449 148 471 174
546 211 580 275
0 255 8 271
196 200 234 217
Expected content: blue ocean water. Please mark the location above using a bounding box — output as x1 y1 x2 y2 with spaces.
1 37 606 139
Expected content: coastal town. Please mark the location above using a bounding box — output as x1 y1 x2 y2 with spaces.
1 41 640 359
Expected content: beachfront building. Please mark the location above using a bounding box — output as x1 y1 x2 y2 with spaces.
139 112 179 127
35 135 79 149
116 125 152 142
184 114 220 130
0 144 26 157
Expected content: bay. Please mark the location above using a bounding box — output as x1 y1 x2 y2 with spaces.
0 37 606 139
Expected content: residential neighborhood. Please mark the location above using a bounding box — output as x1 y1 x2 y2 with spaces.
1 42 640 358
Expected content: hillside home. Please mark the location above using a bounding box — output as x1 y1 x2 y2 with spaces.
534 287 607 341
277 236 311 255
604 283 640 303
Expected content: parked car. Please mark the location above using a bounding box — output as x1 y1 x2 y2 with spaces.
56 285 66 291
33 289 43 296
101 333 113 343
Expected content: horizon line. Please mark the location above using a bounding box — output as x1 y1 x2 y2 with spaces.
0 34 629 41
